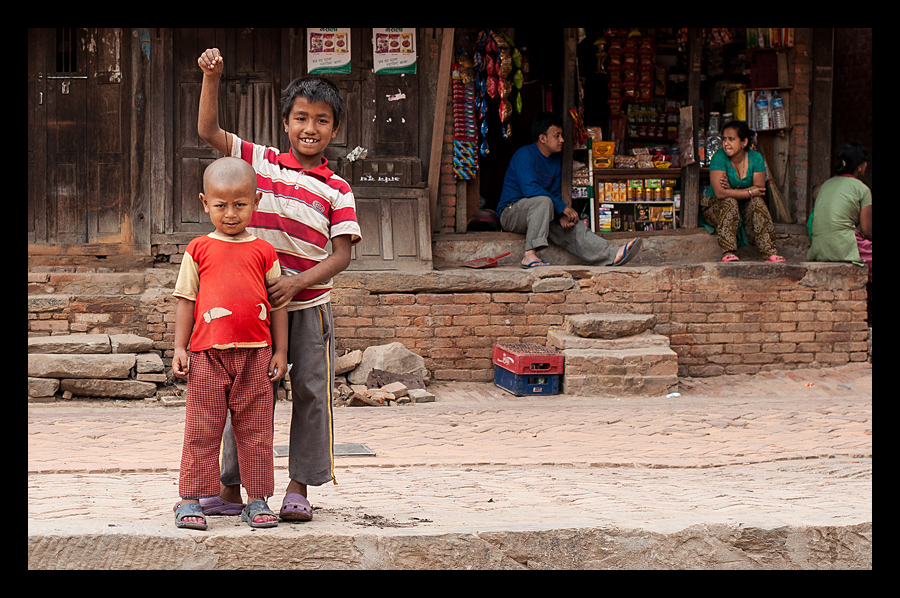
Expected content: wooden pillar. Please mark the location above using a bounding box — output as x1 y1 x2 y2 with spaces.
561 28 577 208
681 28 702 230
809 28 834 220
428 28 454 233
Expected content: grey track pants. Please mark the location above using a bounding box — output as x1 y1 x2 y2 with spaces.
220 303 337 493
499 195 618 265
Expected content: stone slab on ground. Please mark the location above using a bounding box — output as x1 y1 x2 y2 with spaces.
27 364 872 569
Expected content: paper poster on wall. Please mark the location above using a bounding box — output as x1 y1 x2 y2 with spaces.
308 28 351 74
373 28 416 74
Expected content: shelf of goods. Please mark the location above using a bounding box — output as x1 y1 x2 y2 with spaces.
576 167 681 233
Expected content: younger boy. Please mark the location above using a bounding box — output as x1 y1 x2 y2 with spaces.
172 157 289 530
196 48 362 521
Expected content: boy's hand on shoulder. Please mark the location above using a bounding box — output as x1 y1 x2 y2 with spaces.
198 48 224 77
266 275 303 308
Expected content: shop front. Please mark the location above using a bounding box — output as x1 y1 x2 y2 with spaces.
438 28 843 265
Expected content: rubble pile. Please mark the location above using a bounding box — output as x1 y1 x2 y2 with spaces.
334 342 435 406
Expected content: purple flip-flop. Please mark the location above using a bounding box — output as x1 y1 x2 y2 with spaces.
280 493 313 521
173 496 245 516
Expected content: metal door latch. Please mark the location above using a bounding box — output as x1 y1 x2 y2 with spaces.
44 75 88 94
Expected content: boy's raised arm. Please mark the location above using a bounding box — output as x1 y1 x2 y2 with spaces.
197 48 230 155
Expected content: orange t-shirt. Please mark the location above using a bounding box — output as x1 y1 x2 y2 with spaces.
173 232 287 352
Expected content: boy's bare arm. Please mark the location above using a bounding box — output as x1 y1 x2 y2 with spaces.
265 234 353 308
268 306 289 382
172 297 195 378
197 48 230 155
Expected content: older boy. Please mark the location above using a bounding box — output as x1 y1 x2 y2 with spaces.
172 157 289 530
197 48 362 522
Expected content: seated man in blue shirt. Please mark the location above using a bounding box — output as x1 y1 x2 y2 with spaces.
497 113 641 268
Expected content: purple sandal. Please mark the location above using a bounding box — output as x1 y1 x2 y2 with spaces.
280 493 313 521
173 495 245 516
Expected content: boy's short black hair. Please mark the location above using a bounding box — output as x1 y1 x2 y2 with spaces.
281 76 344 127
531 112 563 143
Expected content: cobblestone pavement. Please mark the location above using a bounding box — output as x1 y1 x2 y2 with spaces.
27 363 872 568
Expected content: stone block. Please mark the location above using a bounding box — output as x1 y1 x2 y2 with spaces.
565 313 657 339
335 349 362 375
136 353 164 373
29 354 136 379
110 334 154 354
28 377 59 397
28 294 69 313
59 378 158 400
28 334 110 354
548 330 671 352
348 342 429 385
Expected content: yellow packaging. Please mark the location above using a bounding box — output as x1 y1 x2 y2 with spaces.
603 182 615 201
593 156 615 169
726 87 747 122
593 140 616 156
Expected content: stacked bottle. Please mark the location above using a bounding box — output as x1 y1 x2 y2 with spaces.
771 92 786 129
755 91 771 130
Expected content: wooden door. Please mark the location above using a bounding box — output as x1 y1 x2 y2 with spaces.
317 28 430 270
27 28 136 253
170 28 283 237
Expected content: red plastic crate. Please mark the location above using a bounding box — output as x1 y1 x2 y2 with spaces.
492 343 564 376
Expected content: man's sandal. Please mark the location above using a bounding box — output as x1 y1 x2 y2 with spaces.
241 500 279 528
174 501 208 531
611 237 643 266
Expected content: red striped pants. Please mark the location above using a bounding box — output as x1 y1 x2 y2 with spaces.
179 346 274 500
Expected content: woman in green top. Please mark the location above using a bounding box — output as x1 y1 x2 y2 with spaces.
808 142 871 264
808 142 871 323
701 121 784 262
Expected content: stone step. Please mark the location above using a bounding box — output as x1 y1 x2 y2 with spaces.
565 313 657 339
560 346 679 398
548 329 671 352
28 333 154 354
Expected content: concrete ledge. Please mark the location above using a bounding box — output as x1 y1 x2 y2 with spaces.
27 518 871 570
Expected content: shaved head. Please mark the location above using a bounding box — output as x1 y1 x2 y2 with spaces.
203 157 257 195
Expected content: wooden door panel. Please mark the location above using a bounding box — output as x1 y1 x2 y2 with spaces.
172 28 281 235
28 27 136 251
347 187 430 270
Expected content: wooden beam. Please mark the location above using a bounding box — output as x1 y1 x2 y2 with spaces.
561 28 577 208
428 28 454 233
681 28 702 230
809 27 834 222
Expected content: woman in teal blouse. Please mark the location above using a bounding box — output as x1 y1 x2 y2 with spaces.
701 121 784 262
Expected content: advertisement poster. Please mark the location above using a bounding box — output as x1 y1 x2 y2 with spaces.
308 28 351 74
373 28 416 74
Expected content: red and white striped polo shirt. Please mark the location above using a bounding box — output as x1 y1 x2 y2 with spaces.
230 134 362 311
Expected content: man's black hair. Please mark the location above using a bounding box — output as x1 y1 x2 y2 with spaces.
531 112 563 143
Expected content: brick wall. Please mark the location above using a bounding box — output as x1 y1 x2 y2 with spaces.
331 262 868 380
28 262 868 382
